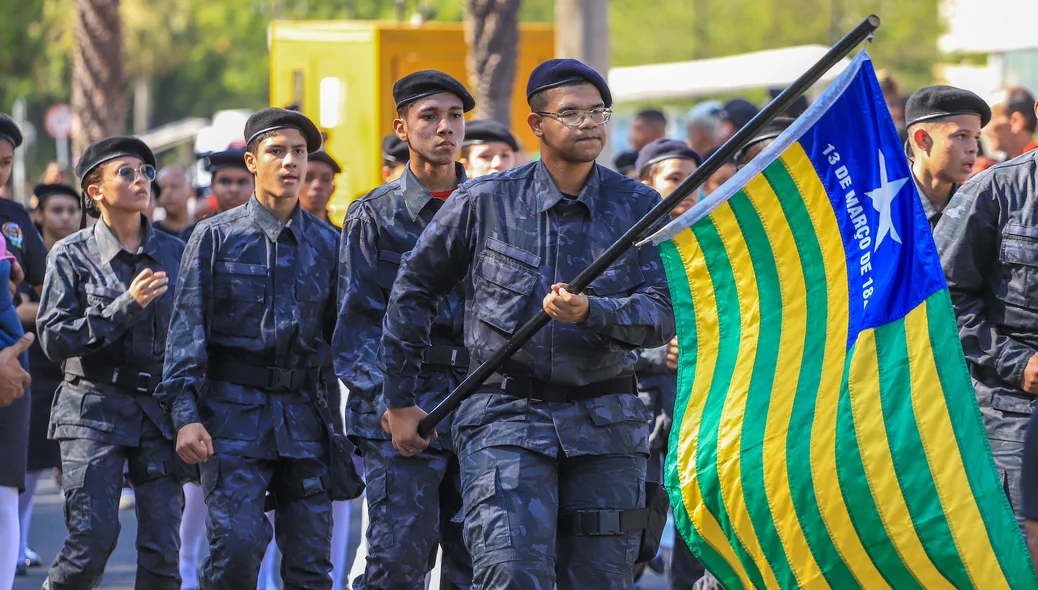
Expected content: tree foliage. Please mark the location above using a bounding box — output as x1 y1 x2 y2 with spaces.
0 0 942 176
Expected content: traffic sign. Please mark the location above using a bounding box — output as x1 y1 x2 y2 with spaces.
44 103 73 139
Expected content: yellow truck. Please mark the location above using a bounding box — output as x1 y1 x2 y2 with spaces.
269 20 555 225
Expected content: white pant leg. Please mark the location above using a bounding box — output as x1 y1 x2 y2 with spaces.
179 482 208 589
0 486 20 589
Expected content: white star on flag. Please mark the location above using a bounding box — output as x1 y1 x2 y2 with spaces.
865 149 909 251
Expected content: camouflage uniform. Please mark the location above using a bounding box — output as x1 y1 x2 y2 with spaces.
156 196 339 590
380 161 675 588
37 217 186 590
334 164 471 589
933 150 1038 527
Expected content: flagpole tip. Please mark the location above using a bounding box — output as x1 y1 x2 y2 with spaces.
867 14 881 28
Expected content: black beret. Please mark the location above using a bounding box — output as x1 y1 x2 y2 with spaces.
33 183 79 204
526 58 612 108
0 114 22 149
463 119 519 152
905 85 991 128
740 117 795 154
381 135 409 163
244 107 323 154
635 138 703 174
721 99 759 131
393 70 475 112
204 148 248 173
75 136 157 188
613 150 639 174
308 150 342 174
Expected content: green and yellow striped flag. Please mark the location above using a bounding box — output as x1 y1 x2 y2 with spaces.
649 51 1037 588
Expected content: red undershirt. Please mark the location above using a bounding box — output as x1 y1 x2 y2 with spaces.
429 190 454 201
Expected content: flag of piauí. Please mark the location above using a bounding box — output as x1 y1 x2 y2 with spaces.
648 50 1038 589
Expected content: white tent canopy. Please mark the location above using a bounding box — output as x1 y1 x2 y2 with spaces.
608 45 854 104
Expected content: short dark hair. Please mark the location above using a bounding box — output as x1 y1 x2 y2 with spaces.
80 166 104 217
638 162 660 182
1005 87 1037 133
396 104 410 119
635 108 667 127
246 130 281 155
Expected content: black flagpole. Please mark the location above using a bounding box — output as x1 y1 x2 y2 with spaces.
419 14 881 438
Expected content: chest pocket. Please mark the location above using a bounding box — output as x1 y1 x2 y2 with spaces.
83 284 123 312
998 224 1038 310
586 252 645 298
375 250 403 297
212 261 267 338
473 239 540 335
295 261 333 341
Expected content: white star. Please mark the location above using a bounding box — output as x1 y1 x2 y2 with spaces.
865 149 909 251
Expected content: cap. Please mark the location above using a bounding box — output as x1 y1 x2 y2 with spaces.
0 114 22 149
905 85 992 128
204 148 249 173
75 136 157 188
33 183 79 205
735 117 794 163
720 99 759 131
244 107 323 153
614 150 639 174
382 135 409 163
393 70 475 112
526 58 612 108
463 119 520 152
308 150 342 174
635 138 703 175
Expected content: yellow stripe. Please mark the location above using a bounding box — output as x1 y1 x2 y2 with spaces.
780 145 889 587
672 228 754 589
904 304 1010 589
710 203 782 589
847 330 956 589
741 174 826 588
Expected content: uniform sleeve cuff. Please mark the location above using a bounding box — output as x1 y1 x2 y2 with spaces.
171 396 202 432
383 375 417 408
998 343 1036 391
581 296 616 330
104 291 144 320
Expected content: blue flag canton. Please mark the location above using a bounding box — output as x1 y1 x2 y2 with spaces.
799 56 947 347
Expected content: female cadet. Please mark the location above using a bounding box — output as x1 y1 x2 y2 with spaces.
37 137 187 590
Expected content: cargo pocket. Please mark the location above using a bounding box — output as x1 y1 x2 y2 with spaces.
464 467 512 562
200 398 263 441
284 402 326 442
587 393 654 426
473 246 539 335
998 224 1038 310
366 470 394 547
212 261 267 338
375 250 403 298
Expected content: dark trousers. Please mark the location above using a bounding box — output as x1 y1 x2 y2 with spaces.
353 438 470 589
460 445 645 589
199 453 333 590
46 431 183 590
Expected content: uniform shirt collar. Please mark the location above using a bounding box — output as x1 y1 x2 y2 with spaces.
534 160 600 216
913 175 955 229
247 194 305 243
401 162 468 222
93 214 157 264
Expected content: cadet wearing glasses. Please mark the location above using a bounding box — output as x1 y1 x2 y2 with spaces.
37 137 189 590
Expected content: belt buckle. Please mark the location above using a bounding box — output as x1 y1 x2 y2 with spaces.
269 367 294 390
450 348 459 366
594 509 622 535
135 372 153 393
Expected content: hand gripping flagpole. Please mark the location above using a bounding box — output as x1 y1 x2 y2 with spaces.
418 14 881 438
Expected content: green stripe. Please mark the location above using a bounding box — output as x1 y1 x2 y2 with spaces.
688 216 768 589
726 192 799 587
835 346 921 589
659 239 743 587
873 319 970 587
763 159 861 588
925 292 1038 588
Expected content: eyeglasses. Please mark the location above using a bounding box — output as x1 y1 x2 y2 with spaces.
535 108 612 128
114 165 157 183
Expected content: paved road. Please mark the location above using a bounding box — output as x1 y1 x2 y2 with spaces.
14 477 670 589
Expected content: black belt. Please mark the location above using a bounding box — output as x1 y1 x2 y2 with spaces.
207 360 320 391
63 358 162 394
422 345 469 368
483 373 636 402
